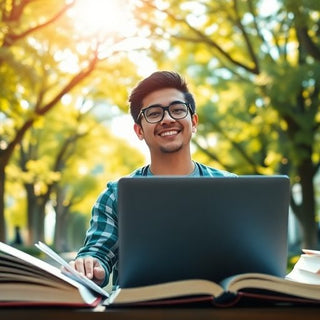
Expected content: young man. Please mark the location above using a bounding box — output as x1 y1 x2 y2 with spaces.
70 71 236 288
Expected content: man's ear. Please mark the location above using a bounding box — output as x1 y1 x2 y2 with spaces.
191 113 198 133
134 123 144 140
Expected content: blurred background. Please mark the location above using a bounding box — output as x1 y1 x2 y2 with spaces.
0 0 319 260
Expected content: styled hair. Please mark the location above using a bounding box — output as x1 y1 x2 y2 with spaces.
129 71 196 123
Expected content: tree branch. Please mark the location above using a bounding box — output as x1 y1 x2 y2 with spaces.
232 0 260 73
247 0 274 60
3 1 75 47
194 121 261 174
1 0 33 22
192 139 234 172
296 26 320 61
140 0 260 75
37 53 99 116
1 50 99 170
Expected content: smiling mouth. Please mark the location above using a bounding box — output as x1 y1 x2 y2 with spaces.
159 130 179 137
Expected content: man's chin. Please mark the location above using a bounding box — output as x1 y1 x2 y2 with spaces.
159 144 183 153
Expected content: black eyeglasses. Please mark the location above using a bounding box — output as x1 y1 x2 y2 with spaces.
137 101 191 124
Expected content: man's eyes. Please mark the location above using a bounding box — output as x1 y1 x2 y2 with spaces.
171 105 186 113
172 108 185 113
147 109 162 117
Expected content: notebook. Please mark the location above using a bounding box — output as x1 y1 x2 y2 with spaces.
117 175 290 288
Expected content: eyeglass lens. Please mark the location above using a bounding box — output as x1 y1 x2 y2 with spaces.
144 102 188 123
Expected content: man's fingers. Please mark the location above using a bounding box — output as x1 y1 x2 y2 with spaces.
93 266 105 282
69 257 105 285
71 257 90 277
84 257 94 279
69 257 101 279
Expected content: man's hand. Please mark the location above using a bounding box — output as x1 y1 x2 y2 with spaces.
69 256 105 286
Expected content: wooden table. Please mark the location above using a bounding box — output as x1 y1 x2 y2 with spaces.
1 306 320 320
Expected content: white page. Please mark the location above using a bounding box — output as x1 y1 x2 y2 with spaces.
294 254 320 274
35 241 109 298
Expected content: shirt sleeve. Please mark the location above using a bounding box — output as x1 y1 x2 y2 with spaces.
76 181 118 287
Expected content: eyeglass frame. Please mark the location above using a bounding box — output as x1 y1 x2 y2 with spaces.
137 100 194 124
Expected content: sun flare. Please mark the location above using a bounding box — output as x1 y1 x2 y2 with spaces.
70 0 134 38
65 0 154 74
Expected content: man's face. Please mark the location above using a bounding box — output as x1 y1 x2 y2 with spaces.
134 88 198 155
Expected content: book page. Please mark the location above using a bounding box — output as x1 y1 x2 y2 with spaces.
0 242 103 305
286 268 320 284
295 254 320 274
107 279 224 305
35 241 109 298
0 242 77 286
286 254 320 284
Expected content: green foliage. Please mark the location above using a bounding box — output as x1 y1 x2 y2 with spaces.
5 98 144 244
0 0 144 244
135 0 320 247
1 0 319 249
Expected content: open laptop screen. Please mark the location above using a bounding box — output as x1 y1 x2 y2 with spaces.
118 176 290 288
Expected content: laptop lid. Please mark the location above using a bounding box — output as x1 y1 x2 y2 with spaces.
118 176 290 288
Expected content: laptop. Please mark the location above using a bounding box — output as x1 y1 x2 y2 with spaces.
117 175 290 288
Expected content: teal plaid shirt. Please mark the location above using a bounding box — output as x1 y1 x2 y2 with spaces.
76 162 236 288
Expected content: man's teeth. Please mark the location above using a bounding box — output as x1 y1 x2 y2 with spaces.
160 130 178 137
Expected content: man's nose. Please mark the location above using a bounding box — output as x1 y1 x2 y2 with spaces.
161 110 175 123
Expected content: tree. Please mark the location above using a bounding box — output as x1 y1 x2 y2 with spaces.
0 0 92 241
17 104 95 245
52 136 145 251
6 96 145 247
135 0 320 247
0 0 140 241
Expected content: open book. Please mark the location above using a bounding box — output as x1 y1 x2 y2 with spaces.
105 250 320 307
2 241 320 307
0 241 108 307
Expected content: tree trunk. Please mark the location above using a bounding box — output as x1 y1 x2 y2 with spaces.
296 159 318 248
25 183 47 245
54 207 70 252
54 187 70 251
